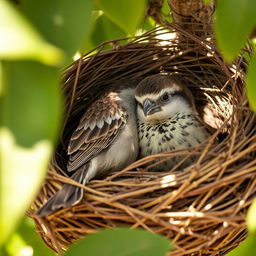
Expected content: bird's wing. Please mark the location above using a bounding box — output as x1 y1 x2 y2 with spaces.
67 91 128 172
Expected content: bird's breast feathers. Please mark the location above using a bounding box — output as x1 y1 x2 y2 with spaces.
138 112 208 157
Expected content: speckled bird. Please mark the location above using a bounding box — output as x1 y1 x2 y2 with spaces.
135 74 209 171
36 79 139 216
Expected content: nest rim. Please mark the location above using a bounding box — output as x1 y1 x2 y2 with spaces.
30 24 256 256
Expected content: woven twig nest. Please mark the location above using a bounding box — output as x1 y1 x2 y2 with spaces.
30 24 256 255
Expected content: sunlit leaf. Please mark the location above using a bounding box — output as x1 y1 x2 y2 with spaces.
0 0 64 65
215 0 256 62
246 53 256 112
0 129 53 246
3 217 56 256
22 0 94 59
64 228 171 256
247 199 256 233
161 0 172 23
95 0 147 36
4 233 28 256
0 61 62 244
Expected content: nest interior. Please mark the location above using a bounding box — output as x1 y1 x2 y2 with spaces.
30 24 256 256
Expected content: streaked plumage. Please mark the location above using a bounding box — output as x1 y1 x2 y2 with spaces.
36 80 139 216
135 74 209 171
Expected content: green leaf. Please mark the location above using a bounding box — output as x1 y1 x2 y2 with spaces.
227 233 256 256
3 216 56 256
227 201 256 256
215 0 256 62
247 199 256 233
203 0 213 3
0 62 3 97
0 0 64 65
161 0 172 23
91 14 127 48
95 0 147 36
80 12 129 54
246 53 256 112
0 61 62 244
64 228 171 256
22 0 94 59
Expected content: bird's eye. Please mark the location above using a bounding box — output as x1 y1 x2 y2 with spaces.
161 93 169 102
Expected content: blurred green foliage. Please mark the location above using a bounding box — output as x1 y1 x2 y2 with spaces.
215 0 256 62
0 0 63 65
246 43 256 112
1 0 256 255
21 0 94 61
227 200 256 256
0 61 61 245
94 0 147 36
1 216 56 256
215 0 256 111
64 228 171 256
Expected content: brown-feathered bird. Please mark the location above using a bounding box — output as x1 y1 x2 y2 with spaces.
135 74 209 171
36 80 139 216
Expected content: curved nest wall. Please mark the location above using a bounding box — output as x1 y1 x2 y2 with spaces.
30 25 256 255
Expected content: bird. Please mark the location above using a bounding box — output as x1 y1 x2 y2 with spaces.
36 79 139 216
135 73 209 171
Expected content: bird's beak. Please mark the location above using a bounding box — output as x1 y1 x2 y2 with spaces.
143 99 161 116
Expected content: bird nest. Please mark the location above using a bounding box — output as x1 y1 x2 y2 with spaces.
29 24 256 255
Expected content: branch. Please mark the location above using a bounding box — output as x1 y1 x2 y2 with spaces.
168 0 215 37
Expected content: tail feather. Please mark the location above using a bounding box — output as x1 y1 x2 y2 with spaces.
36 166 88 216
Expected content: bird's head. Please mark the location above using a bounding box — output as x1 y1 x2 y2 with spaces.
135 74 195 123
